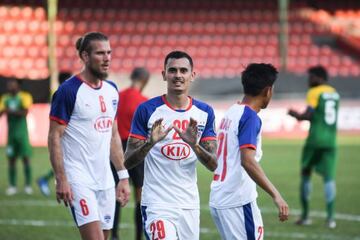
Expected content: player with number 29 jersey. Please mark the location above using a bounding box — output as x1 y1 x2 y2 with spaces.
130 95 216 209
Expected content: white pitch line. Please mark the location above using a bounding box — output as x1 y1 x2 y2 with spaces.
0 219 359 240
1 200 360 223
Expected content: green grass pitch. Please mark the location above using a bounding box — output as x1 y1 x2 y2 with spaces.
0 136 359 240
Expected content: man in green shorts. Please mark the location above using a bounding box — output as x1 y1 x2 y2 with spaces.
288 65 339 229
0 79 33 195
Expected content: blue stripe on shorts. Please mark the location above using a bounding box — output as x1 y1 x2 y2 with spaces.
244 203 255 240
141 205 150 240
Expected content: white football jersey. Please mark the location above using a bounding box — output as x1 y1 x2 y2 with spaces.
50 75 119 190
209 104 263 209
130 95 216 209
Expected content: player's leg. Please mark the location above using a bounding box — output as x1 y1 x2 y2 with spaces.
110 162 120 240
97 187 116 240
37 169 53 196
22 156 33 194
134 187 143 240
141 206 178 240
129 160 145 240
70 184 104 240
6 140 17 195
320 148 337 228
178 209 199 240
297 146 316 224
20 137 33 194
6 156 17 195
79 221 105 240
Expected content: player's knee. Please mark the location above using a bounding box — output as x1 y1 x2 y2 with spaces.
324 180 336 202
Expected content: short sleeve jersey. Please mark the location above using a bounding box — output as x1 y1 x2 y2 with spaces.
209 104 263 209
306 85 339 148
50 75 119 190
130 95 216 209
0 91 32 139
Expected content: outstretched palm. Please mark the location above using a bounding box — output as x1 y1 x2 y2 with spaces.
150 118 173 144
174 118 198 146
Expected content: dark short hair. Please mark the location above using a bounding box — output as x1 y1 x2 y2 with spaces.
308 65 328 81
130 67 150 81
164 51 193 70
241 63 278 96
7 78 21 86
75 32 108 56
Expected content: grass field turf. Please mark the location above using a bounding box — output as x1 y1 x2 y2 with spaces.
0 136 359 240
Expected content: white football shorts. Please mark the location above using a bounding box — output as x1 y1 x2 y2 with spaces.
69 184 116 230
141 205 199 240
210 201 264 240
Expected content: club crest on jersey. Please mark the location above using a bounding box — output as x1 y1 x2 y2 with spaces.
197 124 205 138
112 99 118 111
94 116 113 132
161 142 191 161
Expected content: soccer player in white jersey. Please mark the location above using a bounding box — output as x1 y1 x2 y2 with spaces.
48 32 130 240
209 63 289 240
125 51 218 240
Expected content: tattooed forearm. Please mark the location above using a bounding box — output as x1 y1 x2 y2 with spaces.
192 140 218 171
124 137 154 169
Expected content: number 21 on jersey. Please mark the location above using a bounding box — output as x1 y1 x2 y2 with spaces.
215 131 228 181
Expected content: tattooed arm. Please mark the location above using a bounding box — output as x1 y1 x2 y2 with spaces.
124 118 173 169
124 137 153 169
193 140 217 171
174 118 217 171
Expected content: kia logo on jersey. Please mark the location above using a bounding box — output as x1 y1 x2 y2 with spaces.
161 142 191 160
94 116 113 132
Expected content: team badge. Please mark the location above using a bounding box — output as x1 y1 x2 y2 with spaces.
112 99 118 111
197 124 205 139
104 215 112 223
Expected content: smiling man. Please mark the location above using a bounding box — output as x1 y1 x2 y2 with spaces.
125 51 217 240
48 32 130 240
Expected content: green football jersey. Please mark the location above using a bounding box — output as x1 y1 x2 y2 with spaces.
0 91 32 139
305 85 339 148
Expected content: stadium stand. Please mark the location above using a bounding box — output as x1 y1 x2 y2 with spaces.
0 0 359 80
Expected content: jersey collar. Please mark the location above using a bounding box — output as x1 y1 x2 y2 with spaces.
162 95 193 112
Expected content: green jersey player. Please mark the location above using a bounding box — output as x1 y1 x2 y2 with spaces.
288 65 339 229
0 79 33 195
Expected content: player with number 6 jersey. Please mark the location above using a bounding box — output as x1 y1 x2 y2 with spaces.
125 51 217 240
48 32 130 240
210 63 289 240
